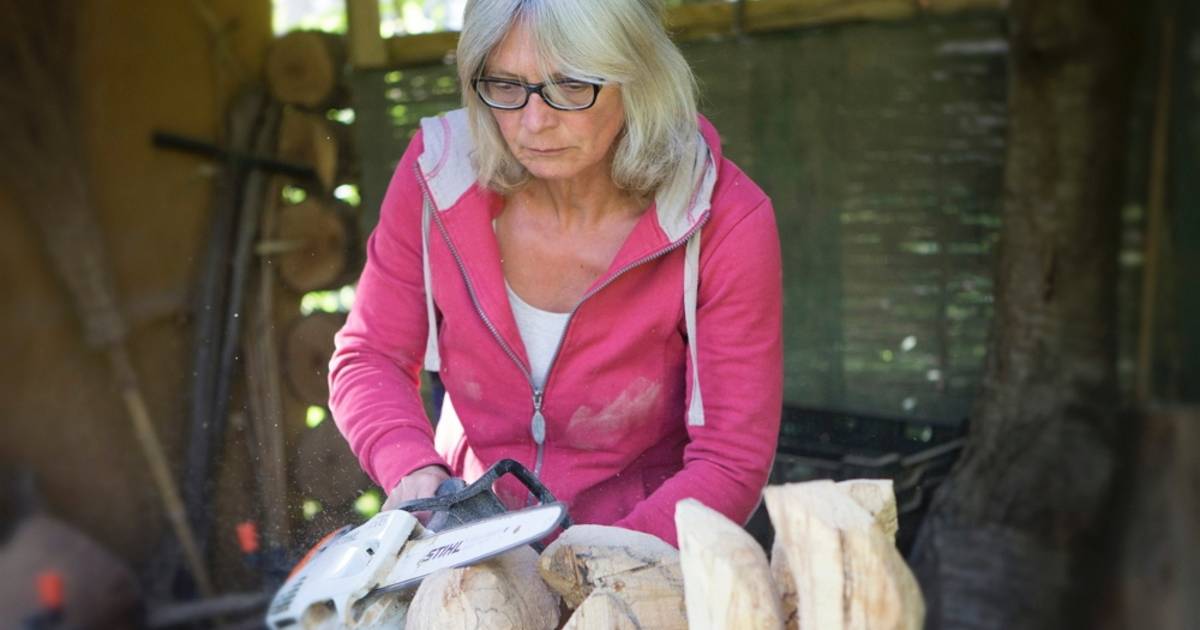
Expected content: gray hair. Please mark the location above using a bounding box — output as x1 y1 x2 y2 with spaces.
456 0 703 207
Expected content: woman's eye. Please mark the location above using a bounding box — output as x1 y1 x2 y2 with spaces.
491 82 519 93
558 81 591 93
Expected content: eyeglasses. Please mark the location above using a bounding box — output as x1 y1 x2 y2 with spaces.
471 77 603 111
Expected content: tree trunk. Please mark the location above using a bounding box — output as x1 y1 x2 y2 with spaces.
908 1 1141 628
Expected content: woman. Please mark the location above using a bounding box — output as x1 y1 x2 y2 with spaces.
329 0 782 547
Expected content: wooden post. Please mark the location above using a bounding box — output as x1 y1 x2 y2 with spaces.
347 0 387 69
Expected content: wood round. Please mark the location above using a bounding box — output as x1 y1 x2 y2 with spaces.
283 311 345 406
265 31 346 110
293 416 371 508
277 198 350 293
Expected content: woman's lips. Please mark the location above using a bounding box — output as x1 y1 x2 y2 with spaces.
526 147 566 155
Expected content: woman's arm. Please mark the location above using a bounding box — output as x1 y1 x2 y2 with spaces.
328 131 450 494
614 194 783 546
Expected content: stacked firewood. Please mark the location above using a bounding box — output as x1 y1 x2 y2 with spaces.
320 479 923 630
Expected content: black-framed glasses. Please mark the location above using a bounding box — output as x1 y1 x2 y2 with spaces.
472 77 603 111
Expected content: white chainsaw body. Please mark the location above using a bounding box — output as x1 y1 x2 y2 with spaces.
265 503 566 629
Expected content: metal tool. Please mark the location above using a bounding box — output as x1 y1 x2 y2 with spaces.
265 459 570 629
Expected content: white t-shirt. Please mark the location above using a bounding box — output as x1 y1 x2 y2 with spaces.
505 282 570 390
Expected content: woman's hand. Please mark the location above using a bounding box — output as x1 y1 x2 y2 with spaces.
381 464 451 511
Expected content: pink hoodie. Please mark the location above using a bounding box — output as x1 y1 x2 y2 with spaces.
329 109 782 546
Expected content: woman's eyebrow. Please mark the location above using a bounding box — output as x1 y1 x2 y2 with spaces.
482 68 569 82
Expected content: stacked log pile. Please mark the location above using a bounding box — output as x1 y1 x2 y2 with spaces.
356 479 925 630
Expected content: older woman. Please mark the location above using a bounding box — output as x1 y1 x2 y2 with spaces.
329 0 781 546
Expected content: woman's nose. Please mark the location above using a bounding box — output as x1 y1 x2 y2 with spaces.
520 92 557 132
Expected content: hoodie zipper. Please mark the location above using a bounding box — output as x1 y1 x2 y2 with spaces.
417 163 709 481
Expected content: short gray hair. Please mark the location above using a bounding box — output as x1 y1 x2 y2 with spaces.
456 0 703 205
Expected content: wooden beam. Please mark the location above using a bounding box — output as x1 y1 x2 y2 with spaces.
382 31 460 69
364 0 1007 70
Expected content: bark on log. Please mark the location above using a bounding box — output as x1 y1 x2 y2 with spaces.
540 525 687 629
266 31 349 110
405 546 559 630
283 312 346 406
277 198 352 293
765 481 924 630
1109 407 1200 630
675 498 784 630
907 0 1141 627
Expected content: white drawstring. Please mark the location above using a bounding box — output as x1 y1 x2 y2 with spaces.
422 196 441 371
684 230 704 426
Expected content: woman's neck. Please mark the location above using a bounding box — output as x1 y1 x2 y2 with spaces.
518 167 642 230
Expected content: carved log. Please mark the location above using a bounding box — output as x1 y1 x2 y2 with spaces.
541 524 687 630
771 479 900 629
765 481 923 630
405 546 559 630
675 498 783 629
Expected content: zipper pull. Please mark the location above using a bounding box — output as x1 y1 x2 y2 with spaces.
531 390 546 445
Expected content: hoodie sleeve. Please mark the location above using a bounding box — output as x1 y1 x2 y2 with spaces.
328 130 449 494
614 194 783 546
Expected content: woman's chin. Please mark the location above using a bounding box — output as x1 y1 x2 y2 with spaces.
521 161 581 182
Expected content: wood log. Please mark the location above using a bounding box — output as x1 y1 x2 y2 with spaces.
283 312 346 406
540 525 687 629
278 107 345 193
346 590 414 629
277 198 352 293
266 31 349 110
561 590 640 630
765 481 923 630
771 480 900 629
837 479 899 541
675 498 784 630
406 546 559 630
294 415 371 507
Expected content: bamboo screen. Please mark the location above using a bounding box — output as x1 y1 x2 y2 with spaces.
350 14 1012 426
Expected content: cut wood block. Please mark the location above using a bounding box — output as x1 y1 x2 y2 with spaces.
676 498 783 630
278 107 348 192
540 525 687 629
561 590 639 630
837 479 898 542
765 480 923 630
277 198 353 293
772 479 902 629
266 31 348 110
294 416 371 507
347 590 414 629
406 546 559 630
283 312 346 406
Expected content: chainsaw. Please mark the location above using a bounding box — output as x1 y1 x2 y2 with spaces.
265 459 570 629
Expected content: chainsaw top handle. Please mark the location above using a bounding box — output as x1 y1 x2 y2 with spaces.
391 459 573 532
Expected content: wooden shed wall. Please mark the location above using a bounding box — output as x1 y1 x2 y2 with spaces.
0 0 271 581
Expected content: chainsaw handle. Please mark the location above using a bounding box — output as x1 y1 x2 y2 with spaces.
392 459 572 530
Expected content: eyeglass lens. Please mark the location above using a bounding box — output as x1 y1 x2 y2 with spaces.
477 79 598 110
